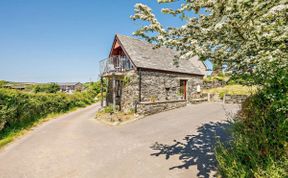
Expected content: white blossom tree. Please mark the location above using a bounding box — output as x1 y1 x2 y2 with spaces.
131 0 288 85
131 1 288 177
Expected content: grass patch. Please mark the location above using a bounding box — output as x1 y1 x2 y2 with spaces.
203 84 258 96
96 106 136 125
204 74 230 83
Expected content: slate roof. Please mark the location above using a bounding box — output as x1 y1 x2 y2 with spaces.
116 34 206 76
57 82 81 86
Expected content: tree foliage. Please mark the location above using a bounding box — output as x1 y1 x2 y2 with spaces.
131 0 288 85
131 1 288 176
0 81 7 88
216 68 288 177
84 80 107 94
33 83 60 93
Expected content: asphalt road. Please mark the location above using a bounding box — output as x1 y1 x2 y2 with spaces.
0 103 239 178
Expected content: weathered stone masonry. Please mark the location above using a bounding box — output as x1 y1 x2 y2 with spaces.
120 71 139 112
106 69 204 114
139 70 203 102
137 70 203 115
137 100 187 115
101 34 206 115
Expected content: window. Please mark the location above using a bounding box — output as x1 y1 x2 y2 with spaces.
165 87 171 100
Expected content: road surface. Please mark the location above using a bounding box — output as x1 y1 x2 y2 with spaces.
0 103 239 178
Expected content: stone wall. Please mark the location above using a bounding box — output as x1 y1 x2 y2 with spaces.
203 93 248 104
137 100 187 115
120 71 139 112
224 94 248 104
140 70 203 102
207 93 223 102
104 69 204 115
105 71 139 113
189 93 209 104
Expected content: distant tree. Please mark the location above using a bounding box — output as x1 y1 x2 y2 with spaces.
131 0 288 85
32 85 41 93
131 1 288 177
46 83 60 93
33 83 60 93
0 80 7 88
84 80 107 95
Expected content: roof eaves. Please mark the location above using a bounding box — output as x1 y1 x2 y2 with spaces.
138 67 205 76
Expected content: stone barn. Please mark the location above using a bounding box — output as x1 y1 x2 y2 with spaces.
99 34 207 115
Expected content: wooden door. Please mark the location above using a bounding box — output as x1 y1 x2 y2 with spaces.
180 80 187 100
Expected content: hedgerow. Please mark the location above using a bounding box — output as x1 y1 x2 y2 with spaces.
130 1 287 176
0 89 96 137
216 67 288 177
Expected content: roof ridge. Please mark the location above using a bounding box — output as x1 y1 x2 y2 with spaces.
116 34 179 53
115 34 206 75
116 34 154 45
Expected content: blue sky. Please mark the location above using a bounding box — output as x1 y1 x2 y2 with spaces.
0 0 208 83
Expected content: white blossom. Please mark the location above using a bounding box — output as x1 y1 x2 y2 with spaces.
131 0 288 84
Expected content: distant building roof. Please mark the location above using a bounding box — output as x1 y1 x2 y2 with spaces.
114 34 207 75
12 85 26 89
3 84 13 87
57 82 81 86
3 84 26 89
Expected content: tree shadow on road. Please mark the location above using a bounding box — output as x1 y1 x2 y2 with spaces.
150 121 232 178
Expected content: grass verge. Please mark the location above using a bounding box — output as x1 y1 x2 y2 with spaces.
203 84 258 96
96 105 138 126
0 106 83 149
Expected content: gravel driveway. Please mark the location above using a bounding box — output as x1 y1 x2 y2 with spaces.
0 103 239 178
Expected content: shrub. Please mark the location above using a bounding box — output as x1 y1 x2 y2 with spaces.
227 73 255 85
102 105 114 114
0 89 96 137
204 73 230 83
123 76 131 86
216 68 288 177
96 92 106 100
33 83 60 93
84 80 107 95
203 76 212 83
0 81 7 88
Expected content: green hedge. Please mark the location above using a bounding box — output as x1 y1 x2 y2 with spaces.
216 68 288 177
0 89 96 136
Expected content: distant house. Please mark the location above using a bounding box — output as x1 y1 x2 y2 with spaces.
2 82 34 91
57 82 84 93
99 34 207 115
3 84 26 90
